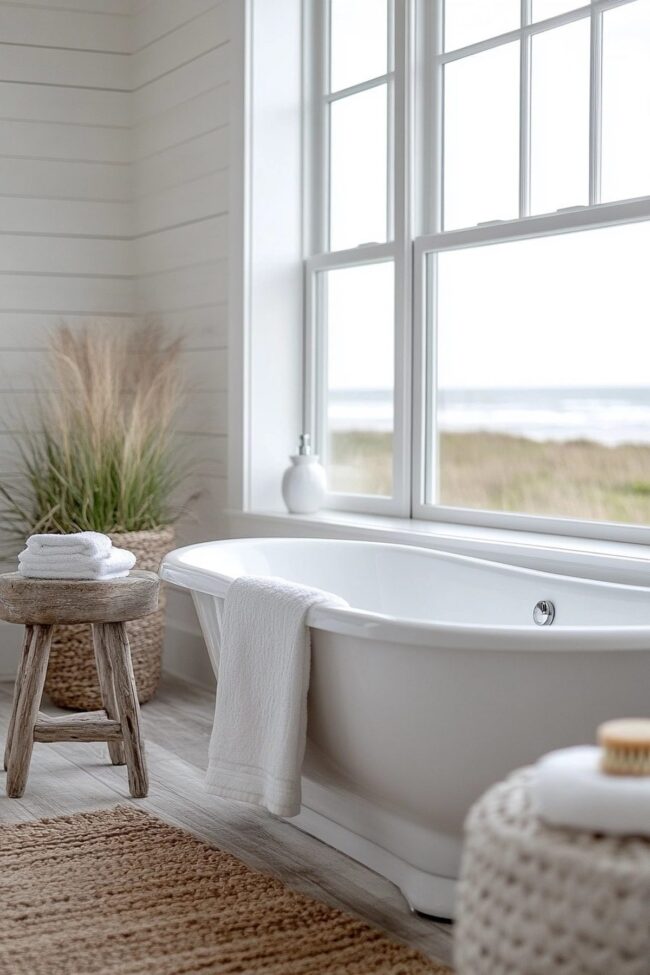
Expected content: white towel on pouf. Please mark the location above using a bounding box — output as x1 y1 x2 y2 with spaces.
206 575 347 817
533 745 650 836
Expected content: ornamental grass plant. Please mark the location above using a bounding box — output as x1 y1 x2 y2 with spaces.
0 321 185 543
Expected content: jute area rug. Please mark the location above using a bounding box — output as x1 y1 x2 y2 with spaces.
0 805 452 975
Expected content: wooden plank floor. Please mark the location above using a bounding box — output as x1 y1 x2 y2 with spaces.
0 675 454 969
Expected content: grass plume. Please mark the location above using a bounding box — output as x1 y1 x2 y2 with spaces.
0 321 186 541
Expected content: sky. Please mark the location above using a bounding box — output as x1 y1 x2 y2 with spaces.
326 0 650 392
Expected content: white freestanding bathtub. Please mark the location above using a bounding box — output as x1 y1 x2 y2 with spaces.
160 537 650 918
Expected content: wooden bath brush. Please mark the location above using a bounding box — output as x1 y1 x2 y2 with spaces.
598 718 650 776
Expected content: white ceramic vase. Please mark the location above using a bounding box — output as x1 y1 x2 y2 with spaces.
282 453 326 514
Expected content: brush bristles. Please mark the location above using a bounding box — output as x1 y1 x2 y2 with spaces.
598 718 650 777
601 745 650 776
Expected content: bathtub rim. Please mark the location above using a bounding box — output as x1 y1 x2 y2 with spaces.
160 537 650 652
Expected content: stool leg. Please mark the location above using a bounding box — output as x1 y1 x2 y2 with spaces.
101 622 148 798
6 624 53 798
91 624 126 766
4 625 33 771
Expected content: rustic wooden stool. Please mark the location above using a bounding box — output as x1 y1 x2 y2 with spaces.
0 570 159 800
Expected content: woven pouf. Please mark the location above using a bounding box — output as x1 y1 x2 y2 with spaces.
454 768 650 975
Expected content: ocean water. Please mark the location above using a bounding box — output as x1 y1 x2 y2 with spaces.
328 387 650 446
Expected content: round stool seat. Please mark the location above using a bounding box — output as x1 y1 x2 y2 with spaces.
0 570 159 625
455 768 650 975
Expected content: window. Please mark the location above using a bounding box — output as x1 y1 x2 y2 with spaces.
306 0 650 534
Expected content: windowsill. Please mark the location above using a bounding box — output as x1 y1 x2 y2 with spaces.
226 508 650 587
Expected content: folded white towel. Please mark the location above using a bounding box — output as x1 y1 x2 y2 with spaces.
206 575 348 817
533 745 650 836
18 546 136 580
26 531 112 558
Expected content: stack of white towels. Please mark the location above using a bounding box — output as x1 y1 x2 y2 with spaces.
18 532 136 580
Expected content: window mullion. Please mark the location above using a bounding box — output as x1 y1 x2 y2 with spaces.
413 0 443 514
441 4 591 64
415 196 650 252
589 3 604 205
425 253 439 505
392 0 411 515
431 0 444 233
303 261 318 441
316 270 329 478
326 73 392 102
519 0 532 218
318 0 330 255
387 80 396 242
307 242 397 272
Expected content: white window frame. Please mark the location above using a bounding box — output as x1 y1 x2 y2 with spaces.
304 0 412 516
305 0 650 541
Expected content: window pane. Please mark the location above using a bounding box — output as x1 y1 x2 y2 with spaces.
445 0 519 52
430 222 650 525
330 0 388 92
323 262 394 496
444 42 519 229
532 0 581 20
330 85 388 251
530 20 589 214
602 0 650 203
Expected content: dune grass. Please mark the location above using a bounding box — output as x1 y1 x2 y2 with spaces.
0 322 186 543
330 430 650 524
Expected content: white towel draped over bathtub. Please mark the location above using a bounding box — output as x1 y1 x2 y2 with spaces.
206 575 347 817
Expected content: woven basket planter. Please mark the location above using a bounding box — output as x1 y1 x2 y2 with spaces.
44 526 175 711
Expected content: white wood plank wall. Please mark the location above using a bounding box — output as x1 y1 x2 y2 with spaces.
0 0 232 683
0 0 133 499
132 0 230 681
132 0 229 535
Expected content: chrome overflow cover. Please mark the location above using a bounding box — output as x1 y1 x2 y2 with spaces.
533 600 555 626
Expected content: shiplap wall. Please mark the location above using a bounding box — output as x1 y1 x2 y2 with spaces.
0 0 132 497
131 0 230 682
0 0 231 683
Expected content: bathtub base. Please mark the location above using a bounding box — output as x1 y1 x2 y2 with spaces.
292 805 457 920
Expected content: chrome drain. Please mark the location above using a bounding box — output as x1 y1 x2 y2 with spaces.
533 600 555 626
